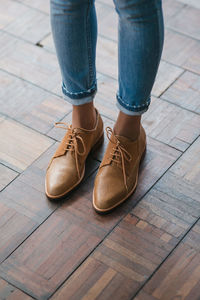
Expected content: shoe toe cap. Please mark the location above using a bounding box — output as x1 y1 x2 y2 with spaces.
93 169 127 212
45 160 80 198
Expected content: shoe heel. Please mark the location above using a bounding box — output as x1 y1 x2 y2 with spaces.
91 133 104 154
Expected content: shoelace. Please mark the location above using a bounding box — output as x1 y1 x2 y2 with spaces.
106 126 132 191
54 122 87 179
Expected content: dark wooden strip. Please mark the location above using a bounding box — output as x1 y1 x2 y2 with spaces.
0 278 33 300
135 220 200 300
0 202 37 264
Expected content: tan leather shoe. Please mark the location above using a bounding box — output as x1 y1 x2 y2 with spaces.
93 124 146 213
45 108 104 199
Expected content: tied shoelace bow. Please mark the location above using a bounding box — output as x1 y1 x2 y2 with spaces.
54 122 87 179
106 126 132 191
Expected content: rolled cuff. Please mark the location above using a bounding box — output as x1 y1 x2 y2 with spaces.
116 94 151 115
61 80 97 105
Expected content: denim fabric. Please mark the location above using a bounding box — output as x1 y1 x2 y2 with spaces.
50 0 164 115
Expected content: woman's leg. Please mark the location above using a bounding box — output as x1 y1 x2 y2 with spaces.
93 0 164 213
50 0 98 129
113 0 164 139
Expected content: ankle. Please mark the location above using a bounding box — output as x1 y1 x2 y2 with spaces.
72 102 97 130
114 112 141 141
114 125 140 141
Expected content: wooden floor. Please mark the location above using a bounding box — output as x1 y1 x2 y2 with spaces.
0 0 200 299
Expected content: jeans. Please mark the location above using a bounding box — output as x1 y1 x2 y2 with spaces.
50 0 164 115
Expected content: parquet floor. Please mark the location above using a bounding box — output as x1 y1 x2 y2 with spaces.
0 0 200 299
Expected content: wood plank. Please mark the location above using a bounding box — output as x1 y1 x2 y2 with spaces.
0 116 53 172
167 5 200 41
96 0 115 7
162 28 200 75
0 164 18 191
0 31 61 92
0 0 28 29
51 137 200 300
136 220 200 300
152 61 183 97
95 74 119 121
142 96 200 151
177 0 200 9
2 0 50 43
161 70 200 114
0 133 181 299
169 135 200 184
162 0 185 22
0 202 37 264
0 70 71 134
17 0 50 14
0 278 33 300
96 36 118 79
96 2 117 42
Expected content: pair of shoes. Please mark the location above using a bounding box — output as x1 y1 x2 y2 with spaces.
45 107 104 199
92 125 146 213
45 109 146 213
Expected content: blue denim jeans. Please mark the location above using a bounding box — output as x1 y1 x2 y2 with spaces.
50 0 164 115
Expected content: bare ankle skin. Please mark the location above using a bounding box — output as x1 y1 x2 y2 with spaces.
113 111 141 141
72 101 97 130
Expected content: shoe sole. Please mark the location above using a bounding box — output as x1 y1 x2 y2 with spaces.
45 132 104 200
92 145 146 214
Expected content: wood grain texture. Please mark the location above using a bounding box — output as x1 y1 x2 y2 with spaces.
0 116 53 172
0 31 61 92
167 5 200 40
177 0 200 9
0 201 37 264
162 28 200 75
96 2 117 42
2 1 50 43
0 164 18 191
152 61 183 97
95 74 119 121
16 0 50 14
162 0 185 22
136 220 200 300
0 70 71 134
143 97 200 151
0 278 33 300
161 70 200 114
0 0 28 29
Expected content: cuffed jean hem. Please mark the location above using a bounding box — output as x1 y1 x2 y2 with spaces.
61 81 97 105
116 94 151 116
